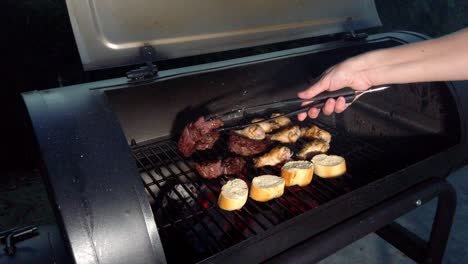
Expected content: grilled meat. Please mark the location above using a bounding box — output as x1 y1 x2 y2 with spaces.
301 125 332 143
251 118 275 133
270 113 291 127
234 125 266 140
178 117 224 157
269 126 302 143
195 160 223 179
195 157 246 179
228 134 271 156
222 157 247 175
250 113 291 134
297 140 330 159
254 146 293 167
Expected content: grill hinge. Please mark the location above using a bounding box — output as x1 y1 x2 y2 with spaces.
0 225 38 256
344 17 368 41
126 45 159 82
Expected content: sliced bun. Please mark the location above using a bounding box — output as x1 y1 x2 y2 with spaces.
311 154 346 178
218 179 248 211
281 161 314 187
249 175 285 202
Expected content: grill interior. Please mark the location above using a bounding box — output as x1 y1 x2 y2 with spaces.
105 39 460 263
132 119 412 263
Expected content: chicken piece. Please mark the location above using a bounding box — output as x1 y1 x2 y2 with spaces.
270 113 292 127
297 140 330 160
249 114 291 134
254 146 293 167
269 126 302 143
251 118 275 133
301 125 332 143
234 125 266 140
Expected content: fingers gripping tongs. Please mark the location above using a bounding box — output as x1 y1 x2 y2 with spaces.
210 85 390 132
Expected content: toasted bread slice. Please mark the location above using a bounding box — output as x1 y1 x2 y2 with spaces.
249 175 285 202
218 179 248 211
311 154 346 178
281 161 314 186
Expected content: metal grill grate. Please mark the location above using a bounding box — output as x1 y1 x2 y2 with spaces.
132 120 392 263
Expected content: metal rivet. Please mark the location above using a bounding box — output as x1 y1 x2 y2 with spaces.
416 199 422 206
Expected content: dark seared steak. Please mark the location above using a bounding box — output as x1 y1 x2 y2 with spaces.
195 160 223 179
228 134 271 156
195 157 245 179
222 157 246 175
178 117 224 157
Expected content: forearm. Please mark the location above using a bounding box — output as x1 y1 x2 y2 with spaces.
368 49 468 85
360 28 468 85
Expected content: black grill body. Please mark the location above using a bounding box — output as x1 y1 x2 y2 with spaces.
22 32 468 264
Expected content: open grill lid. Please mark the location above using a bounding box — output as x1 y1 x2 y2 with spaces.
65 0 381 71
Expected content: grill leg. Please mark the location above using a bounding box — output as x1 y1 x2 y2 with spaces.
376 181 457 264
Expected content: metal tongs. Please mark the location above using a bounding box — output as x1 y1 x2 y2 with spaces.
210 85 390 132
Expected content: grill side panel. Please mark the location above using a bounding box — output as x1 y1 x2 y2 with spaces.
22 88 166 264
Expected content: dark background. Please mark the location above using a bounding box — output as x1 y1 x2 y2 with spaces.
1 1 467 175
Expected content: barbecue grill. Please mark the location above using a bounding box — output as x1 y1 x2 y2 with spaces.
12 0 468 263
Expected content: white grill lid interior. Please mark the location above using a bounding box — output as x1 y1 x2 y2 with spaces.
65 0 381 70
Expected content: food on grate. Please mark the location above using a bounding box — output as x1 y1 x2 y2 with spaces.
254 146 293 167
234 125 266 140
195 160 222 179
195 157 246 179
296 140 330 159
250 113 291 133
222 157 246 175
301 125 332 143
311 154 346 178
228 134 271 156
270 113 292 128
251 118 276 133
269 126 302 143
281 161 314 187
178 117 224 157
218 179 248 211
249 175 285 202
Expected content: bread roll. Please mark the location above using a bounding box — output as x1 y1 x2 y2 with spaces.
311 154 346 178
218 179 248 211
281 161 314 187
249 175 285 202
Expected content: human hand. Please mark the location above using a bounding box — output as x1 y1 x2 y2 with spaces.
297 55 374 120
